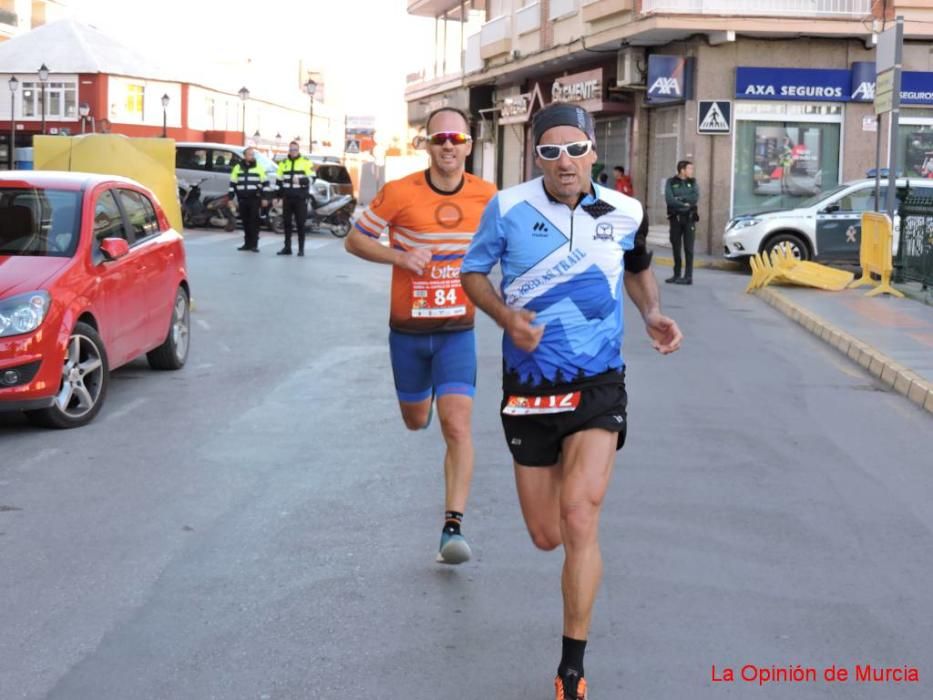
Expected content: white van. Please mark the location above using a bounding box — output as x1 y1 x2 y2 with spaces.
175 142 278 199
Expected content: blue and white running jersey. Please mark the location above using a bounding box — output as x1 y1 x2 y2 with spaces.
462 177 651 393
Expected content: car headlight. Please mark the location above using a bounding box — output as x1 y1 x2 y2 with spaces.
0 291 51 338
728 218 762 231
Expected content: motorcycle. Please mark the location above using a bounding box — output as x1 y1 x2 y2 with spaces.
269 179 356 239
178 177 236 231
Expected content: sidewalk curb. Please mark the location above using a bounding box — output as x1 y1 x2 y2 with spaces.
653 255 744 272
755 287 933 415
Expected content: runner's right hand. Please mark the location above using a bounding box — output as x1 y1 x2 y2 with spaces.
397 248 432 275
505 309 545 352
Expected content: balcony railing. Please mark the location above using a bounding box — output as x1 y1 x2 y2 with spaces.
550 0 579 20
480 15 512 59
641 0 871 16
481 14 511 45
516 1 542 35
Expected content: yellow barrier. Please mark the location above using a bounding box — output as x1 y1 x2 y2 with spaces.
849 212 904 298
33 134 182 233
746 244 854 293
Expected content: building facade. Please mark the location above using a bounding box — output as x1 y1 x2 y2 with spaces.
0 0 66 41
0 19 343 167
406 0 933 254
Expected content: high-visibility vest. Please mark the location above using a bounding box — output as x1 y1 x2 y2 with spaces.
276 156 315 197
229 163 271 200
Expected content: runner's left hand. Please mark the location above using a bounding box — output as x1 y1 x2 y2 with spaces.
644 312 682 355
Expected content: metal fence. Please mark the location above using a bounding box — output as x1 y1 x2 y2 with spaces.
897 194 933 289
641 0 872 16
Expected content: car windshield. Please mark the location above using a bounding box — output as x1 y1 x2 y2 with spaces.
0 188 82 257
796 184 850 209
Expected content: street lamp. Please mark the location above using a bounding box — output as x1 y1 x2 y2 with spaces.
161 93 170 137
304 78 317 155
238 86 249 145
37 63 49 135
78 101 90 134
8 76 18 169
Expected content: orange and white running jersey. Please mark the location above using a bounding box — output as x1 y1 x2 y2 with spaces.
355 170 496 333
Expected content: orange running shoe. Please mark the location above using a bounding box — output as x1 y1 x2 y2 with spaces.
555 671 588 699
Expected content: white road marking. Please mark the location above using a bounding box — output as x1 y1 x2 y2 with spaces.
218 342 233 353
104 397 149 421
196 319 211 331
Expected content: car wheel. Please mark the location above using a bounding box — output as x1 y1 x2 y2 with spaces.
147 286 191 371
763 233 810 261
25 322 109 429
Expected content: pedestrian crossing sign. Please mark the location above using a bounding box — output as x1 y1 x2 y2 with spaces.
697 100 731 135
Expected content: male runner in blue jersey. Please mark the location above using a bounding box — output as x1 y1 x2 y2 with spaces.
461 102 683 700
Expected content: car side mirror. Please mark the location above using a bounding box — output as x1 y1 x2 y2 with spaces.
99 237 129 261
822 203 840 214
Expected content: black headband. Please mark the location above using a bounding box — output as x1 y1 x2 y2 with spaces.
532 103 596 145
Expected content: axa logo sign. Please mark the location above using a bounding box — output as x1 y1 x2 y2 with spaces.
851 81 875 100
646 55 692 104
649 77 681 97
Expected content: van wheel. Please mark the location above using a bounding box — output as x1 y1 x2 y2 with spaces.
764 233 809 261
147 287 191 370
25 322 109 429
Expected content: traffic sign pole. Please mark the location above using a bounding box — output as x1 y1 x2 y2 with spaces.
885 17 903 220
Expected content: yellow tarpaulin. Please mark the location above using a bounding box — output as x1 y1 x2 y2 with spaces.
33 134 182 232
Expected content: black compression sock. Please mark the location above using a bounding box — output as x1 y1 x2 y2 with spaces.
443 511 463 535
558 636 587 678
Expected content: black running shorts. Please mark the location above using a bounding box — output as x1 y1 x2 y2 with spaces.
500 373 628 467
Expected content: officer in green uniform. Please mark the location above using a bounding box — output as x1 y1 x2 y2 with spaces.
229 147 271 252
275 141 315 256
664 160 699 285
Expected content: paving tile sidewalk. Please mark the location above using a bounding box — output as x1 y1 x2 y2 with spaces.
755 285 933 414
649 223 931 412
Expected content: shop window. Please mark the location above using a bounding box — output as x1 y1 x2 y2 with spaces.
734 121 840 216
898 114 933 179
125 84 144 120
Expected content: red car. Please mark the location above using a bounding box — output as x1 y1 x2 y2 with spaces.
0 172 190 428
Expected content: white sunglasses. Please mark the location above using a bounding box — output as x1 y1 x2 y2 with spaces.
535 140 593 160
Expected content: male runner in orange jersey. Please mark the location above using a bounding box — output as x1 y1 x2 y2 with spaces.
345 107 496 564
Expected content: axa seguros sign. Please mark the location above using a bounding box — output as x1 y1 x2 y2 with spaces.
849 61 933 104
737 65 933 105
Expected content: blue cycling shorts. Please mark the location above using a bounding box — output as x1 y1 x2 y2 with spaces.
388 329 476 403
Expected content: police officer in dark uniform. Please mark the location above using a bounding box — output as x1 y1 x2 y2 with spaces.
275 141 315 256
664 160 699 285
229 146 271 252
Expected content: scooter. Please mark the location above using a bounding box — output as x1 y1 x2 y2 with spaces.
269 179 356 239
178 177 236 231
